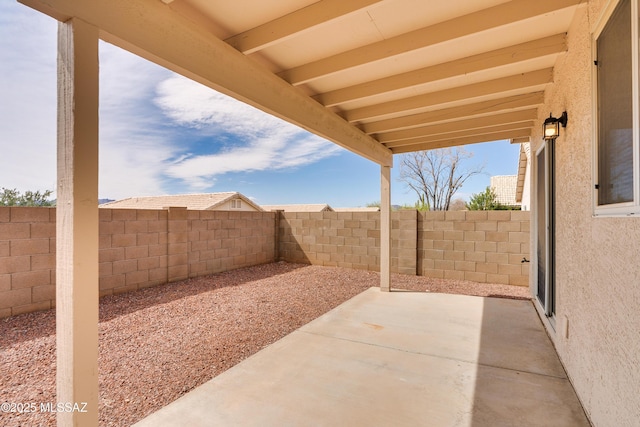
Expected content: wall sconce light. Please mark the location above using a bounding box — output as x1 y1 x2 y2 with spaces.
543 111 568 140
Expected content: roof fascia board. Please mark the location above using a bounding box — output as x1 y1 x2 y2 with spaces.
515 144 529 202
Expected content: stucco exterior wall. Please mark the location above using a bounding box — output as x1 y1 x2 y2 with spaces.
214 199 259 211
531 2 640 425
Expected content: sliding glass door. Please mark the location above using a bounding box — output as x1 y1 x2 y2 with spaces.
535 142 555 319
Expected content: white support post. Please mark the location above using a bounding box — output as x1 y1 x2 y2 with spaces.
56 18 99 427
380 165 391 291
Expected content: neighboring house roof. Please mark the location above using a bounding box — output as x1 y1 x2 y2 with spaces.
261 204 334 212
516 143 531 203
490 175 518 206
99 192 263 211
334 207 380 212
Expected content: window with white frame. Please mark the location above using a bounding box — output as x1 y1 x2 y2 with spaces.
231 199 242 209
594 0 640 215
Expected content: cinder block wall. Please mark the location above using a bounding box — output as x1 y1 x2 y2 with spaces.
419 211 530 285
278 211 417 275
0 207 55 318
184 209 276 279
0 207 276 318
1 206 528 318
98 208 276 296
98 208 170 296
279 210 529 285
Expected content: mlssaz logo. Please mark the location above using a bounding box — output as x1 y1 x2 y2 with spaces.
40 402 89 413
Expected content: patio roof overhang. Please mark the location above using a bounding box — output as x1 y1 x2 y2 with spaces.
21 0 580 164
15 1 583 426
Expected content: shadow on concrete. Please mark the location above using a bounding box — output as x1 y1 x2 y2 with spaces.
469 297 589 426
133 289 590 427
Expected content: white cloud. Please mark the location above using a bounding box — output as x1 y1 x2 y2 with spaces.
155 75 343 189
155 76 298 140
0 4 57 193
0 3 178 199
0 3 343 200
98 42 180 199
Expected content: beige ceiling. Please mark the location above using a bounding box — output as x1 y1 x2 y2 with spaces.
169 0 580 154
21 0 582 165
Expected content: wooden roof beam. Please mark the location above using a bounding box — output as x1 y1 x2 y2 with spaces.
347 68 553 122
362 92 545 134
224 0 383 54
20 0 392 167
384 122 534 148
391 129 533 153
278 0 580 85
376 109 538 143
315 34 566 107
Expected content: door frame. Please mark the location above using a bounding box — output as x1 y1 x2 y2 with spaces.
533 140 556 325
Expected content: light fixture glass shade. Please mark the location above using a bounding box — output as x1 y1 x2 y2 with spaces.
543 120 560 140
542 112 567 140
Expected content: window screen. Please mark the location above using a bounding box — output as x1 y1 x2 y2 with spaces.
597 0 634 205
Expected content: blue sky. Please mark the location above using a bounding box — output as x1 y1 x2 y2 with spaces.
0 2 520 208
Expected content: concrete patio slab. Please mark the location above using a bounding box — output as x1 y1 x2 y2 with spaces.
134 288 589 427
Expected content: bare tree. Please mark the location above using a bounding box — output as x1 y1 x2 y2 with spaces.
448 198 467 211
398 148 484 211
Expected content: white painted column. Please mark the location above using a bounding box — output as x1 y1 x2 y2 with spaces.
380 165 391 291
56 18 99 427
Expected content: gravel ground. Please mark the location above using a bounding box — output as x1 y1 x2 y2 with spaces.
0 262 530 426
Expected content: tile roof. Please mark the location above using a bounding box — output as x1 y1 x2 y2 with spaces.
490 175 518 206
99 192 263 211
261 204 334 212
333 207 380 212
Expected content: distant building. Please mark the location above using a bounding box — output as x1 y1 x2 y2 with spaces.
515 143 531 211
100 192 263 211
488 143 531 210
261 204 333 212
490 175 518 207
334 207 380 212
